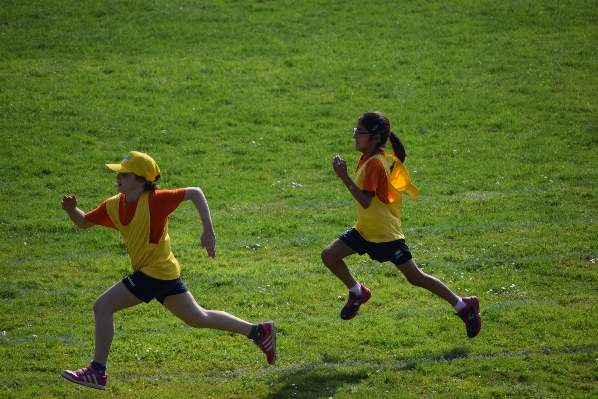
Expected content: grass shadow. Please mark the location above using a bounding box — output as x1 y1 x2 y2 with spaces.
400 346 471 371
265 356 369 399
264 347 470 398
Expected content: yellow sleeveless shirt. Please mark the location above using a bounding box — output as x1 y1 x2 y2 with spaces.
106 192 181 280
354 153 420 243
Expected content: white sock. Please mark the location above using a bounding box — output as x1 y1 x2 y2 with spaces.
453 297 466 313
349 283 362 296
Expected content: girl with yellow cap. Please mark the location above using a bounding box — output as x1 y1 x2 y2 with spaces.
60 151 275 390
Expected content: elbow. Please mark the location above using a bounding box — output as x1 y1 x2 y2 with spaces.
360 200 373 209
79 218 94 229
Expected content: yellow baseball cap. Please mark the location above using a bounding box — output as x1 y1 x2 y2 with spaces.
105 151 160 182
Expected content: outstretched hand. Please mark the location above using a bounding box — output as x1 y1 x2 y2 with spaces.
332 155 348 177
61 194 78 212
201 229 217 258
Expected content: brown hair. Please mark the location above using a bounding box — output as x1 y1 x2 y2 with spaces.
135 173 161 191
358 111 407 163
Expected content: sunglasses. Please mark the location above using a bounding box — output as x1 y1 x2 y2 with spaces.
353 127 375 135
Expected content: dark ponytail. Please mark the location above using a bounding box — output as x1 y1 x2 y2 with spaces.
388 130 406 163
358 111 407 163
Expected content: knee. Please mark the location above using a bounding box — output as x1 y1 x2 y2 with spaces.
401 269 428 288
92 298 105 316
405 274 424 287
93 297 114 316
185 319 205 329
182 311 210 329
321 248 334 268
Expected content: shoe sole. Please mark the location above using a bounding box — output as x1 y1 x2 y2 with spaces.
469 296 481 338
341 289 372 321
61 372 106 390
267 321 276 365
257 321 276 365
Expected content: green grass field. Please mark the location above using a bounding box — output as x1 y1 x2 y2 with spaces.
1 0 597 397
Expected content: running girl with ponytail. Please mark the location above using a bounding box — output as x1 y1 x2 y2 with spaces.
321 112 481 338
60 151 275 390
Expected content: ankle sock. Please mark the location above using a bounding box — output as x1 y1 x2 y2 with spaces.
349 283 362 296
91 360 107 376
247 324 262 341
453 297 466 313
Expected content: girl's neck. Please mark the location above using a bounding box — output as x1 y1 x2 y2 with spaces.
362 148 381 160
122 187 145 203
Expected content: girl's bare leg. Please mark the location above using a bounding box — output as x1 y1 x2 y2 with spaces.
93 282 143 364
395 259 460 306
321 238 359 289
163 291 252 336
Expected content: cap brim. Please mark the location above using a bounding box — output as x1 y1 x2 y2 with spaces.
105 163 133 174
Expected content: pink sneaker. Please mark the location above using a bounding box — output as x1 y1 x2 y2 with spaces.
254 321 276 365
61 364 107 390
340 284 371 320
456 296 481 338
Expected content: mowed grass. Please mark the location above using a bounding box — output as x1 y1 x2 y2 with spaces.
1 0 597 398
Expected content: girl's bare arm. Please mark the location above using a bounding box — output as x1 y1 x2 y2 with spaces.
184 187 216 258
61 195 96 229
332 156 374 209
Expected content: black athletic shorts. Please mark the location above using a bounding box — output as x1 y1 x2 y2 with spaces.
122 271 188 304
339 228 413 265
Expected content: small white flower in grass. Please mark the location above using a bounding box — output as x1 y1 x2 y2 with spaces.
2 331 6 335
32 335 37 338
162 130 167 134
24 242 27 245
510 284 515 288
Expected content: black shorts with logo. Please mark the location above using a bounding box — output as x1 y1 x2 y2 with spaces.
122 270 188 304
339 228 413 265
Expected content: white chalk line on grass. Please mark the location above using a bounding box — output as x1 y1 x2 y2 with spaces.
203 183 598 216
78 345 598 384
1 248 596 278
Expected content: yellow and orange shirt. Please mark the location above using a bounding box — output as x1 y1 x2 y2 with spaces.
354 151 419 243
86 189 186 280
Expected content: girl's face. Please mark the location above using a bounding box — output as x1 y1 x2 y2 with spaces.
353 121 380 155
116 172 143 194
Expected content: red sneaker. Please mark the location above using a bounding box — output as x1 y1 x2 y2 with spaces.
254 321 276 365
456 296 481 338
340 284 371 320
61 364 107 390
